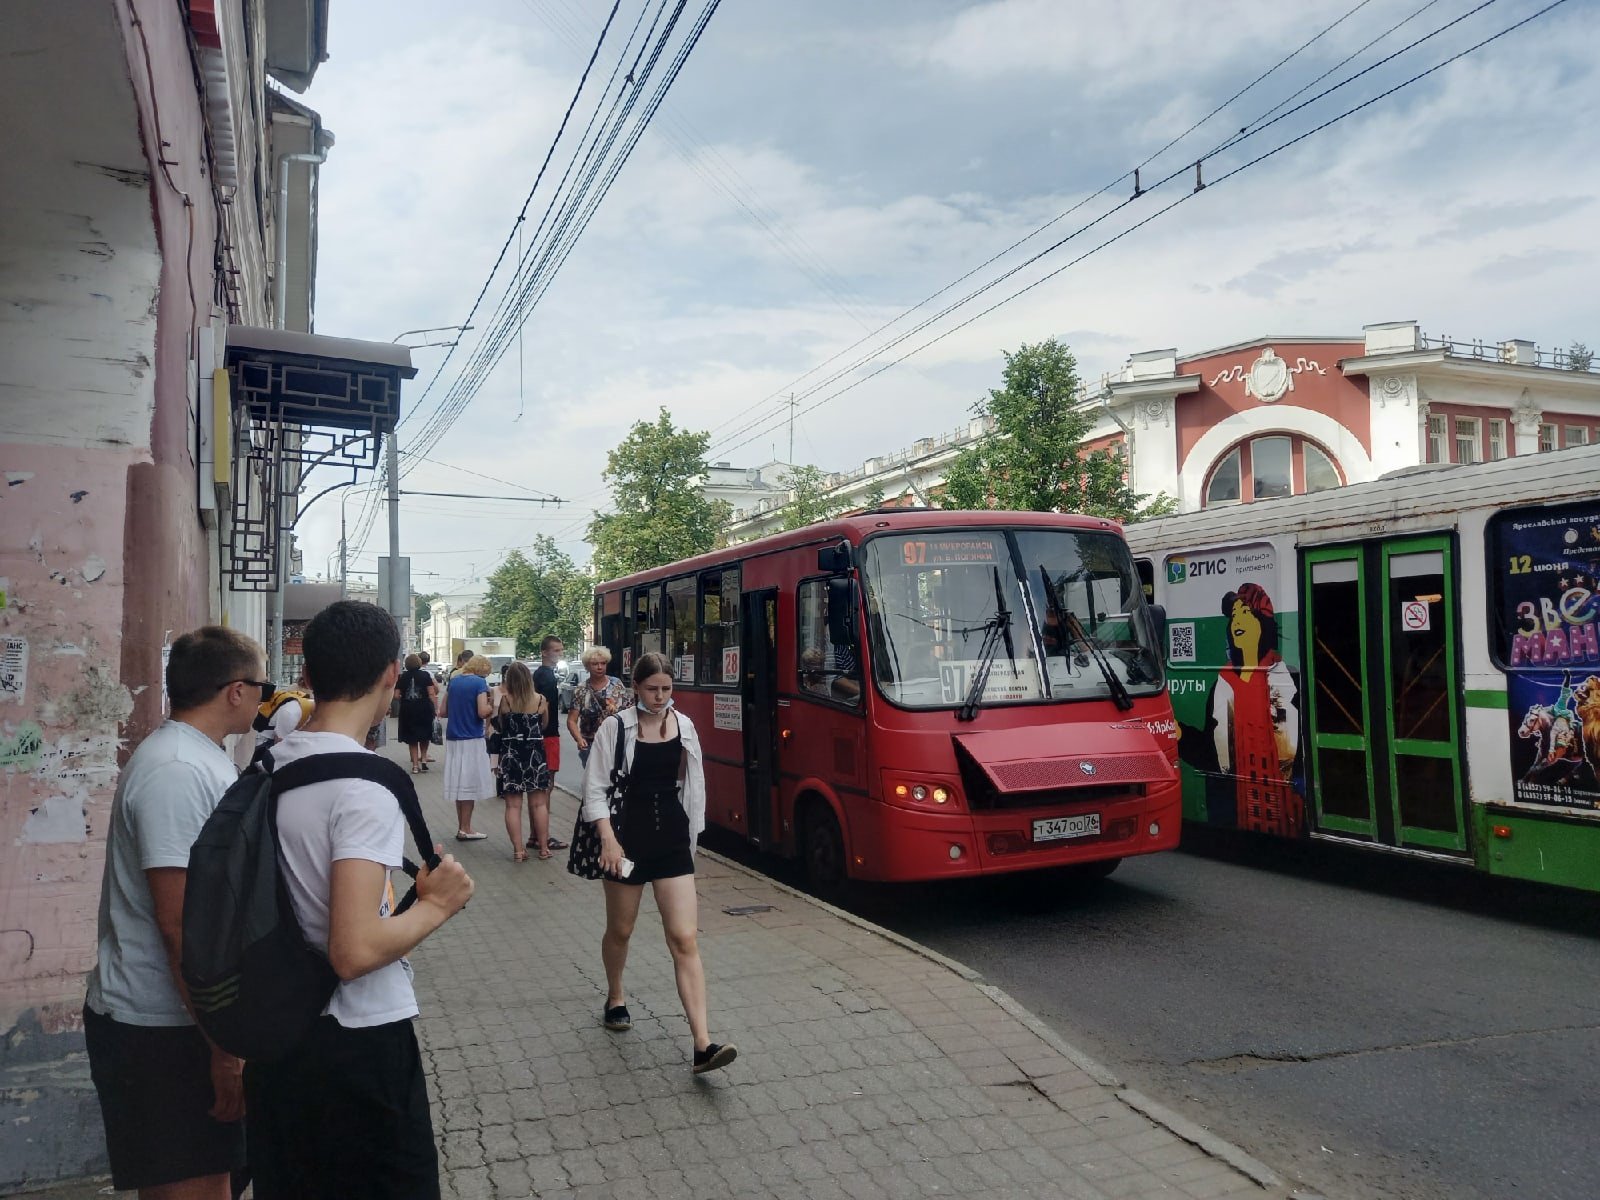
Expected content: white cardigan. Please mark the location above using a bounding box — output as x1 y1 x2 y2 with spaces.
579 706 707 847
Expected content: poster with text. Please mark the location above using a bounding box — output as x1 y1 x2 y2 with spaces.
1161 543 1305 837
1490 501 1600 810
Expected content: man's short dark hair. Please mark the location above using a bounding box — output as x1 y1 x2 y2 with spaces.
167 626 264 712
540 634 563 652
419 651 431 664
302 602 400 702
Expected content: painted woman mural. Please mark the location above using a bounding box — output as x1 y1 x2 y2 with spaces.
1178 582 1305 836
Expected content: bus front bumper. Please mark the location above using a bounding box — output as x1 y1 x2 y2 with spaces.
846 780 1183 882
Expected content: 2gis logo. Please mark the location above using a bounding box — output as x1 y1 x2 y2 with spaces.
1168 557 1227 584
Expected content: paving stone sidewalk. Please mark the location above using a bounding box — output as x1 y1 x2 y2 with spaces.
403 743 1288 1200
15 738 1291 1200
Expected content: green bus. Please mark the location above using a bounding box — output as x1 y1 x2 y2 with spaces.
1124 443 1600 892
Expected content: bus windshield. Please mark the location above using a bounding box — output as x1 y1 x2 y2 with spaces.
860 529 1164 710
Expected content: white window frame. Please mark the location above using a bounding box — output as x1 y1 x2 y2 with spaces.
1565 425 1589 447
1425 414 1446 464
1453 415 1481 465
1487 419 1506 461
1539 423 1558 453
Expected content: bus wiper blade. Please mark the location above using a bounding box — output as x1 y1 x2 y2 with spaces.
1064 610 1134 712
1039 565 1134 712
957 610 1009 722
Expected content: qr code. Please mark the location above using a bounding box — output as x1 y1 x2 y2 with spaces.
1168 621 1197 664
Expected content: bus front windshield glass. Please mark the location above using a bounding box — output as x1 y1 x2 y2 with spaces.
860 530 1164 710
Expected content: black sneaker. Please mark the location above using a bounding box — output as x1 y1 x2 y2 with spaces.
603 1004 632 1031
692 1042 737 1074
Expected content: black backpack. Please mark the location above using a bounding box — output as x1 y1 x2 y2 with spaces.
182 751 439 1062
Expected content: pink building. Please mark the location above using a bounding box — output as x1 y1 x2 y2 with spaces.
0 2 410 1186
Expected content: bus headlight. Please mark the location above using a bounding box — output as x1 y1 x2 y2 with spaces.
886 775 960 807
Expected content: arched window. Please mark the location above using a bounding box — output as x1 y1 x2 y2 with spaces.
1203 435 1344 507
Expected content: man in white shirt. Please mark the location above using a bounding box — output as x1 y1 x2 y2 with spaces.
244 600 474 1200
84 625 267 1198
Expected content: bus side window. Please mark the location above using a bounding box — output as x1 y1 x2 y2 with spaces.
665 576 698 682
699 567 740 686
798 579 861 705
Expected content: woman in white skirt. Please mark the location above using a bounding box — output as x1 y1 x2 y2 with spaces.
442 653 494 840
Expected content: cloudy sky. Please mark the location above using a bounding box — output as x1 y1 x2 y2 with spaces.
293 0 1600 595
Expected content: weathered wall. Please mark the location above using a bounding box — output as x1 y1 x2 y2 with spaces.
0 0 219 1186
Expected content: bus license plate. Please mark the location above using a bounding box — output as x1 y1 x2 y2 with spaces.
1032 813 1101 842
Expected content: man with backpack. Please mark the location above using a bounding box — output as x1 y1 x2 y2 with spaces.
83 625 266 1198
243 600 473 1199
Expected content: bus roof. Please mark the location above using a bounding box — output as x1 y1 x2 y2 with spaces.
596 508 1126 592
1125 441 1600 556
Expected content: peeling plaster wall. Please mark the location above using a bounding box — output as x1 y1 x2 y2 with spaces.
0 0 223 1187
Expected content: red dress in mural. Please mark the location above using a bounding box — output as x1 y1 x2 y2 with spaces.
1210 651 1303 837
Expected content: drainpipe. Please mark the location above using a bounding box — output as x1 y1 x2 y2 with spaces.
268 144 330 683
1098 386 1135 490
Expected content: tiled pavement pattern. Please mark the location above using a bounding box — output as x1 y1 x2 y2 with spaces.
404 743 1288 1200
21 737 1292 1200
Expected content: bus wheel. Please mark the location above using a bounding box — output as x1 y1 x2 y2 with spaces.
802 801 848 898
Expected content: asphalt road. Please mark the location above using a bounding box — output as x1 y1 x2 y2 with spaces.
554 735 1600 1199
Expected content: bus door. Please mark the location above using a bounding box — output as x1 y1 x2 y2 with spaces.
741 589 779 847
1302 536 1467 854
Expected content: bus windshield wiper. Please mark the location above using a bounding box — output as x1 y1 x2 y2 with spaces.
1040 566 1134 712
957 568 1015 722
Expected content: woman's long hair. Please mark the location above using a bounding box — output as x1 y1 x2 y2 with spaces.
502 660 537 713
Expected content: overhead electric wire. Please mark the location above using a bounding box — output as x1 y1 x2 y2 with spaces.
352 0 723 563
711 0 1568 462
699 0 1386 447
404 0 719 472
399 0 626 431
707 0 1516 460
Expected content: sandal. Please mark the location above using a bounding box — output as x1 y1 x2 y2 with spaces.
546 836 568 851
455 831 488 841
537 847 553 860
514 850 528 863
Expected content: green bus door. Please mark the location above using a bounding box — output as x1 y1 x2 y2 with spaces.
1303 537 1467 854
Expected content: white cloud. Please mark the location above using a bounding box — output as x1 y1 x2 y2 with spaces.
291 0 1600 588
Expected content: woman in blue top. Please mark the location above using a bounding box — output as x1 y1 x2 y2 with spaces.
443 654 494 840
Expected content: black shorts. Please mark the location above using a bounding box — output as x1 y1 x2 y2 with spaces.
83 1005 246 1190
245 1015 440 1200
614 846 695 886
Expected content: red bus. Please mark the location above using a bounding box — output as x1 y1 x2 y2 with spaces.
593 509 1181 889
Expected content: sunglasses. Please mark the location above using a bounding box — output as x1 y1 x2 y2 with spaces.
219 679 276 703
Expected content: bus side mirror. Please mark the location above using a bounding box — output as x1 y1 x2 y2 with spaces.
1145 603 1167 648
817 542 851 573
827 577 855 647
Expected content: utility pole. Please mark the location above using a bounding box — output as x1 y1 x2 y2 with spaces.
787 393 796 464
386 427 401 632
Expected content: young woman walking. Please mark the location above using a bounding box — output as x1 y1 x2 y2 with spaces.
579 652 737 1074
493 662 553 862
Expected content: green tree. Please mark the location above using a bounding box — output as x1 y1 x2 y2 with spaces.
1567 341 1594 372
780 464 846 530
940 338 1175 521
475 537 589 656
587 408 731 578
861 481 887 510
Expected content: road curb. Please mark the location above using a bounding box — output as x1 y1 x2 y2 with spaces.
555 783 1289 1194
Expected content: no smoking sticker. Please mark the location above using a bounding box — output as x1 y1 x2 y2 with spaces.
1401 600 1431 631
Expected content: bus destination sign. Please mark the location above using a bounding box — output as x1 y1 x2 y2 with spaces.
902 537 1001 567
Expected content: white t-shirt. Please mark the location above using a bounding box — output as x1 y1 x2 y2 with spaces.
269 730 419 1028
86 720 238 1026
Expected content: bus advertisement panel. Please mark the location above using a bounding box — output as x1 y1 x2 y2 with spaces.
1490 501 1600 811
1162 543 1306 837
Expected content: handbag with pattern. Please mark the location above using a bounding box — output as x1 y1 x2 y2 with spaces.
567 714 627 880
